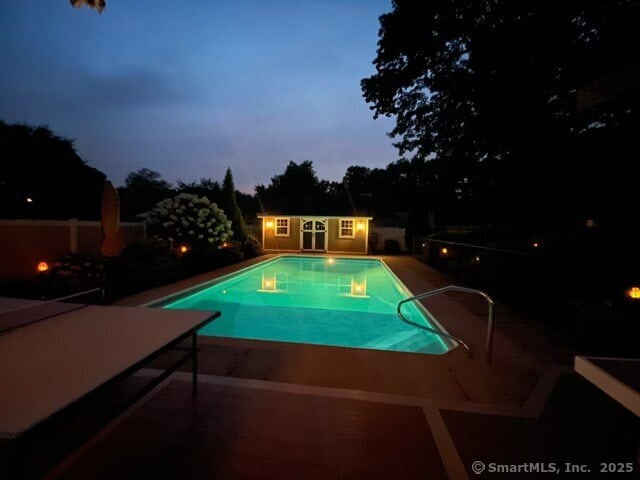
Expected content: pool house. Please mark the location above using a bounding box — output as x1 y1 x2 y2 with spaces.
258 214 372 254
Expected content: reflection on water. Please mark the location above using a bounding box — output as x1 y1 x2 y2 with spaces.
258 271 288 293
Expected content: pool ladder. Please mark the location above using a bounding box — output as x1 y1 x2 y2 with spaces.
396 286 495 364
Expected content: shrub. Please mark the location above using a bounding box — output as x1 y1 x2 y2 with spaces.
144 193 233 249
181 243 244 274
104 241 181 299
243 234 262 258
383 239 401 254
37 253 104 295
214 245 244 267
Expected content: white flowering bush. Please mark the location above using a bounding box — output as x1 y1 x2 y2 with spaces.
144 193 233 248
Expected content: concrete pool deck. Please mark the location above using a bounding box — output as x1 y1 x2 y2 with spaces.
115 254 574 407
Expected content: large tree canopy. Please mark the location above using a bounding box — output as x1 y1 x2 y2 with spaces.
255 161 350 215
362 0 640 229
118 168 174 220
70 0 105 13
363 0 637 161
0 121 106 219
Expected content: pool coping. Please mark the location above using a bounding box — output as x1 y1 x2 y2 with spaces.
142 253 459 355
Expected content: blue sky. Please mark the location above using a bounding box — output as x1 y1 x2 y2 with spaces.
0 0 396 192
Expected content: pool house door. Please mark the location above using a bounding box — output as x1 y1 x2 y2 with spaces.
300 218 327 251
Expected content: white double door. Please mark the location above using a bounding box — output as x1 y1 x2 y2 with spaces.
300 218 327 251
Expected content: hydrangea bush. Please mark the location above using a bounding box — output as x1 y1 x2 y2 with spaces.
144 193 233 248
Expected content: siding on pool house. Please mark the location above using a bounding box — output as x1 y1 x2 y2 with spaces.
258 215 372 254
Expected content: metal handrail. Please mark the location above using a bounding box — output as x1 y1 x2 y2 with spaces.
397 285 495 363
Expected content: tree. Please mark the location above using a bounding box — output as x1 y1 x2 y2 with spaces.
176 178 222 205
70 0 105 13
221 168 248 242
119 168 173 220
361 0 640 228
255 161 338 215
0 121 105 219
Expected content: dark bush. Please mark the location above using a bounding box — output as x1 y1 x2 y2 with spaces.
181 244 244 275
243 234 262 258
104 241 181 299
214 245 244 266
383 239 401 254
35 253 104 296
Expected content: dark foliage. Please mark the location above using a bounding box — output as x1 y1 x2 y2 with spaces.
0 121 105 219
242 234 262 259
181 244 244 275
118 168 174 221
361 0 640 238
221 168 249 242
383 239 401 254
255 161 353 215
103 241 181 299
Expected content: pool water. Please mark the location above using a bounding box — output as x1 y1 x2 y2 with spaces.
161 256 451 355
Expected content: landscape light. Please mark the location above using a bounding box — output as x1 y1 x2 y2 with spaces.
222 242 228 248
627 286 640 300
26 197 33 203
532 241 540 249
440 247 448 256
36 261 49 273
474 255 480 263
179 245 189 254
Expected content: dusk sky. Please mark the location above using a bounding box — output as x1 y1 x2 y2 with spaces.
0 0 396 192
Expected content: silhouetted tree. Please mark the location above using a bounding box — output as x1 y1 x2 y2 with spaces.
362 0 640 230
118 168 173 220
70 0 105 12
256 161 320 214
221 168 248 242
176 178 222 204
0 121 105 219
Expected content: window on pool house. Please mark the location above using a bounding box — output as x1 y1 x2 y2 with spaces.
275 218 290 237
339 219 355 238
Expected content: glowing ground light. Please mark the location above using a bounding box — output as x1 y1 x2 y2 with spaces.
440 247 448 255
26 197 33 203
222 242 228 248
474 255 480 262
627 287 640 300
532 242 540 249
36 261 49 273
179 245 189 254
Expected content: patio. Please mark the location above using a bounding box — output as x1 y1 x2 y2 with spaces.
9 255 639 478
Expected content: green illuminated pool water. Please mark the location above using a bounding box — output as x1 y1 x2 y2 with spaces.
161 256 452 354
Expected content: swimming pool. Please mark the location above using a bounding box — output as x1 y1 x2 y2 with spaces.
158 256 453 355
